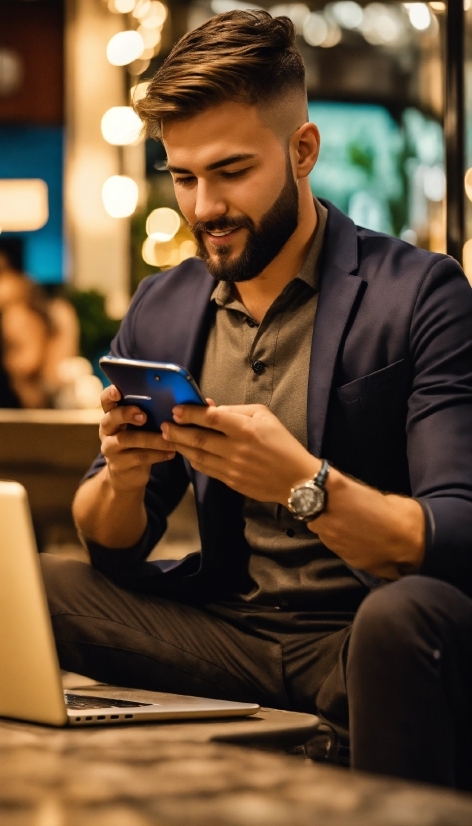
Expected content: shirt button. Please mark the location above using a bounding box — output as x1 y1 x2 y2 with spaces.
285 528 295 538
252 360 265 375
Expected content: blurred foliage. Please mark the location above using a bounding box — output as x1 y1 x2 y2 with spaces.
66 288 120 363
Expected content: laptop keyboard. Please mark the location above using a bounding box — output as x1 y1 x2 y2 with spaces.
64 693 153 710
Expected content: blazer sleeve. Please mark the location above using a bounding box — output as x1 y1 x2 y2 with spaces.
407 256 472 595
79 276 193 581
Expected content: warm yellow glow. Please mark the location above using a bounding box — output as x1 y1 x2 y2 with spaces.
429 1 445 11
146 207 180 241
140 0 167 27
142 237 179 267
179 239 197 261
101 106 143 145
0 179 48 231
141 45 160 59
130 80 150 102
463 240 472 284
465 168 472 201
102 176 139 218
138 25 162 48
106 31 144 66
133 0 151 18
108 0 136 12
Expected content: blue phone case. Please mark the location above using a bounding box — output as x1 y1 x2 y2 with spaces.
99 357 207 431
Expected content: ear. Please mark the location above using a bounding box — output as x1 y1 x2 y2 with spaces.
292 122 320 179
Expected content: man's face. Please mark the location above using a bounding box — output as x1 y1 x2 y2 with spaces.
163 102 300 282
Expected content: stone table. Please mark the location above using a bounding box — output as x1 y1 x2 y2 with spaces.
1 714 472 826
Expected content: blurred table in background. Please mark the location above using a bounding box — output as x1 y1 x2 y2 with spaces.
0 409 200 556
0 409 102 550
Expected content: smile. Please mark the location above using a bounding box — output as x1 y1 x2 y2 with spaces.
207 229 237 237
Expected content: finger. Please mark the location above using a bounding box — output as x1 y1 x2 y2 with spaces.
161 422 227 457
113 429 170 451
205 398 217 407
100 403 146 437
171 404 254 436
101 384 122 413
214 403 269 418
103 443 176 466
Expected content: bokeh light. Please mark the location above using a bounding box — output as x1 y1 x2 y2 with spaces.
463 239 472 285
140 0 167 27
130 80 150 103
331 1 363 29
146 207 181 241
106 31 144 66
101 107 143 145
102 176 139 218
142 237 180 267
465 168 472 202
405 2 431 30
303 13 329 46
108 0 136 12
137 25 162 48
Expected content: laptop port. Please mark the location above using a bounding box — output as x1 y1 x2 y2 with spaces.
110 715 119 719
75 718 81 722
97 715 106 720
85 716 92 721
125 714 133 718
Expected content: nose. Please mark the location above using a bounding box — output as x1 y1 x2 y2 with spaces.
194 180 227 224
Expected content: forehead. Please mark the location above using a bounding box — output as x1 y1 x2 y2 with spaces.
162 101 284 169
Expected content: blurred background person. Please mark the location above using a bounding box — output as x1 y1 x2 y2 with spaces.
0 284 80 409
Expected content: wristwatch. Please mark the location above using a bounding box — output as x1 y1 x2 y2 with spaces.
287 460 330 522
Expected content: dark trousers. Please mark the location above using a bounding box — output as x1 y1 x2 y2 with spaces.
40 555 472 789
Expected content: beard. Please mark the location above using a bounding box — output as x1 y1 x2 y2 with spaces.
190 156 299 283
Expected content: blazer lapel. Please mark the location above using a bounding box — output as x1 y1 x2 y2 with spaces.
307 201 364 457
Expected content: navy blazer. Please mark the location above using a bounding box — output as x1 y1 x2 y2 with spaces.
85 201 472 600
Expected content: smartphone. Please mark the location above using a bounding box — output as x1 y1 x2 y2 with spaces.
99 356 207 431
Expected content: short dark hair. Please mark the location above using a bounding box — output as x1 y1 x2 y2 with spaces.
135 10 306 140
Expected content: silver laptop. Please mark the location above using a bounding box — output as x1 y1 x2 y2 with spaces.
0 480 260 727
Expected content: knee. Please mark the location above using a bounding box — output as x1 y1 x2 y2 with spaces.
350 575 461 662
39 553 93 616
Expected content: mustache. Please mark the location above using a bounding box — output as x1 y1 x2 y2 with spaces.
190 215 255 235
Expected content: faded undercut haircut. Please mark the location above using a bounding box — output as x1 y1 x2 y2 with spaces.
135 10 306 140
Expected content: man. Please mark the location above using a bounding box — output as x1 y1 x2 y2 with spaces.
41 11 472 788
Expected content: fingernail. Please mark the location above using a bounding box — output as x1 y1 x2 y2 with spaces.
161 423 168 438
110 386 118 400
166 452 176 460
134 413 145 423
173 406 183 417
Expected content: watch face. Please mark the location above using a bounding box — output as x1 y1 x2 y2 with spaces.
290 485 324 517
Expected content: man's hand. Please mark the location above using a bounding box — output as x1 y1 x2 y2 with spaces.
99 384 176 493
161 402 425 579
161 402 318 504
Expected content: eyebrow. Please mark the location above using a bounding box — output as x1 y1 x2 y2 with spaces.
165 153 256 174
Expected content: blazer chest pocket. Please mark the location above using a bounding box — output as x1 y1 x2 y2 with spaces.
335 360 410 486
337 359 409 407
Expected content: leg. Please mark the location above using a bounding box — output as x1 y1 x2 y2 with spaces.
347 575 472 789
40 554 287 708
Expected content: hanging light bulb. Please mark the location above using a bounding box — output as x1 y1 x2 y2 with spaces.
102 176 139 218
106 31 144 66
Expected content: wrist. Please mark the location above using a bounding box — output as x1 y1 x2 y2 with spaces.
279 456 321 506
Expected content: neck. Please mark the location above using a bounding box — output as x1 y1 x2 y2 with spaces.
232 185 317 323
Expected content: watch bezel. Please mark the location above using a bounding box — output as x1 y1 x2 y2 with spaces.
287 479 326 522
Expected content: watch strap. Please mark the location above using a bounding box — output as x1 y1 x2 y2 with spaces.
314 459 330 489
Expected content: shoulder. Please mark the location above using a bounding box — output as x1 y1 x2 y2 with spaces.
130 257 212 308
